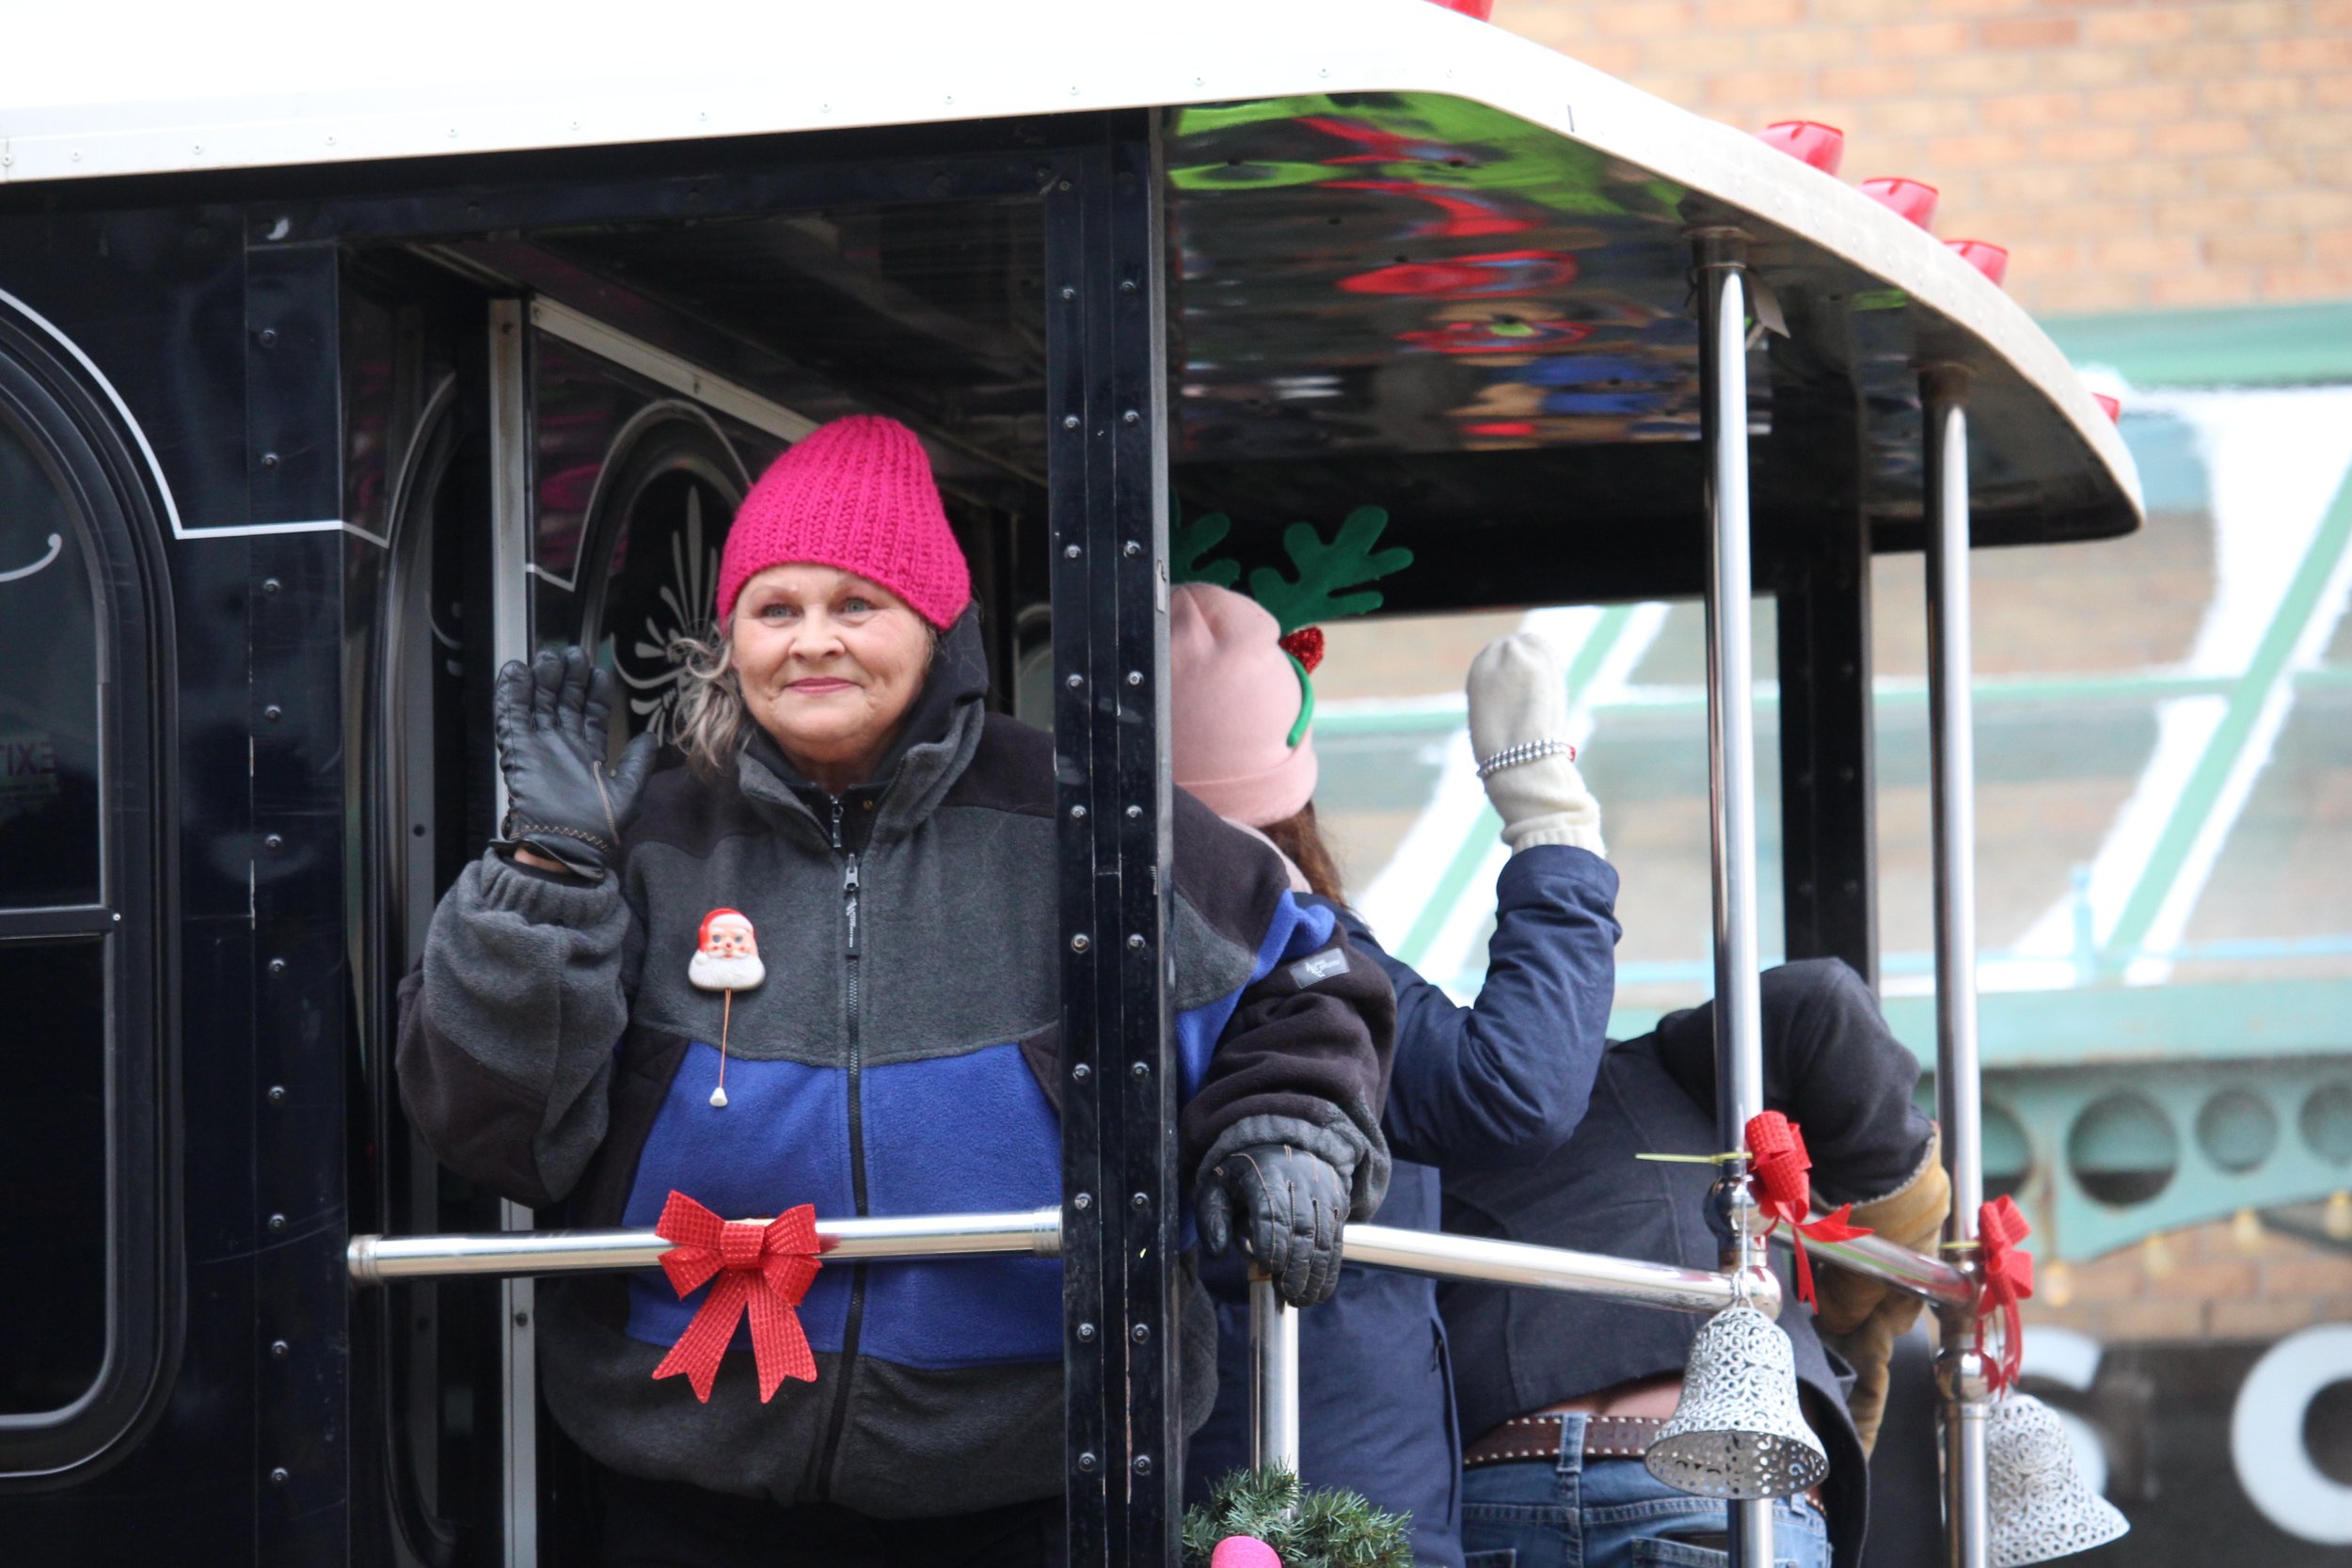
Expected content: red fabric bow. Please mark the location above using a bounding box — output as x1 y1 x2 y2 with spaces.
1744 1111 1872 1308
650 1192 830 1403
1975 1196 2035 1391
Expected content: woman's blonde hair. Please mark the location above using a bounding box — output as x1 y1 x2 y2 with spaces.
665 625 752 782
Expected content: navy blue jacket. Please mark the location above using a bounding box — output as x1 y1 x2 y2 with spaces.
1440 958 1935 1568
1187 846 1622 1566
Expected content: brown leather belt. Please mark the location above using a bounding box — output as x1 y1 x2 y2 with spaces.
1462 1415 1825 1513
1463 1414 1668 1467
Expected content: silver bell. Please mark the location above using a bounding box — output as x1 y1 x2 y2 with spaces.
1645 1302 1830 1500
1986 1392 2128 1567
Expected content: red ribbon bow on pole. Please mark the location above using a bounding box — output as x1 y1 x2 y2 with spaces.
1975 1195 2036 1391
1744 1111 1872 1309
650 1192 830 1403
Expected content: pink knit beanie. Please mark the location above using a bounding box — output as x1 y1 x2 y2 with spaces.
717 415 973 629
1169 584 1319 828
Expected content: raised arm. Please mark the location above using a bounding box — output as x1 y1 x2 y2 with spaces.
1360 631 1622 1174
1347 845 1619 1174
395 648 656 1209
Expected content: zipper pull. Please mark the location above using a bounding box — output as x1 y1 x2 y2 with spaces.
843 854 862 955
830 797 845 852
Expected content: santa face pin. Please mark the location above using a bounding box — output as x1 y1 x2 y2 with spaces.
690 909 764 1107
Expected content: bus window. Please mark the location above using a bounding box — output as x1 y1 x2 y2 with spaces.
0 344 166 1470
0 407 106 1418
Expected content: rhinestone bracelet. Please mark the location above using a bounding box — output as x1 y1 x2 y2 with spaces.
1474 738 1578 779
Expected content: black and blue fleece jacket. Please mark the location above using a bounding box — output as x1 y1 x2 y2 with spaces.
397 613 1394 1517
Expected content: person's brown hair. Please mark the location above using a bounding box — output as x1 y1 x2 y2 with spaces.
1258 801 1346 905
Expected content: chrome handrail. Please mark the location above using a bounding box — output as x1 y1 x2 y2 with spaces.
349 1210 1966 1311
349 1212 1781 1315
1342 1223 1780 1318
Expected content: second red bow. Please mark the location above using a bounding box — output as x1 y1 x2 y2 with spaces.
650 1192 830 1403
1977 1196 2035 1391
1744 1111 1872 1309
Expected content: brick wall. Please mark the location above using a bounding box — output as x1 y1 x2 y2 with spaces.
2024 1214 2352 1341
1495 0 2352 315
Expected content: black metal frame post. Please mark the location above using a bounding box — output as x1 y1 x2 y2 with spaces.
1772 383 1879 989
243 236 357 1563
1046 112 1178 1568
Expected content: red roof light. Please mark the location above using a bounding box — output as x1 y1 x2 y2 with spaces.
1861 177 1939 230
1756 120 1846 176
1947 240 2010 286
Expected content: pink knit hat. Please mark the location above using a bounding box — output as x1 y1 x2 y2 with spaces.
1169 584 1318 828
717 415 973 629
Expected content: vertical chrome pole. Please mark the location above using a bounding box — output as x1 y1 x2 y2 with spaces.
486 297 538 1568
1694 231 1772 1568
1923 370 1989 1568
1249 1274 1302 1476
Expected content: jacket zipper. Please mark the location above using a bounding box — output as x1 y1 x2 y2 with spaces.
818 796 868 1495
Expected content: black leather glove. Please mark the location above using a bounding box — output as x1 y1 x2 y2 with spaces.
1197 1144 1350 1307
493 647 659 878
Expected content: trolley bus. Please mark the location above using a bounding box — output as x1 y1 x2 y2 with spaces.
0 4 2140 1564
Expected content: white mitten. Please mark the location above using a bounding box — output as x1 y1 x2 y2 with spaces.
1467 633 1604 856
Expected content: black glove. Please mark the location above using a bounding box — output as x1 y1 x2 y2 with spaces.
493 647 659 878
1197 1144 1350 1307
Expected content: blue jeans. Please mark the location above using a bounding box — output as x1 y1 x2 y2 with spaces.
1460 1414 1831 1568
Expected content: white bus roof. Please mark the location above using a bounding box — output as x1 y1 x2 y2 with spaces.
1 0 2139 546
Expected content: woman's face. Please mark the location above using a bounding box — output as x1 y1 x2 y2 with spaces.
730 564 932 791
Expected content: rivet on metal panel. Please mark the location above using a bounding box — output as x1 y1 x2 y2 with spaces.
1078 1451 1099 1473
266 1085 287 1106
1073 1192 1092 1210
1131 1061 1151 1080
1134 1455 1154 1476
267 1213 288 1234
1073 1063 1091 1082
1071 933 1090 953
1060 285 1075 300
1123 541 1141 558
260 452 279 469
270 1339 290 1360
1131 1322 1151 1343
1125 671 1142 687
1121 409 1139 424
264 833 284 853
1120 279 1137 295
1064 543 1081 559
1125 805 1141 820
1077 1322 1096 1341
263 705 282 722
1066 673 1083 689
1062 414 1080 430
1131 1193 1149 1211
269 1467 289 1486
1071 804 1088 820
267 957 286 975
262 578 281 594
256 328 278 349
1127 934 1145 952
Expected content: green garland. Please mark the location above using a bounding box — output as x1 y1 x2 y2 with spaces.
1180 1466 1415 1568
